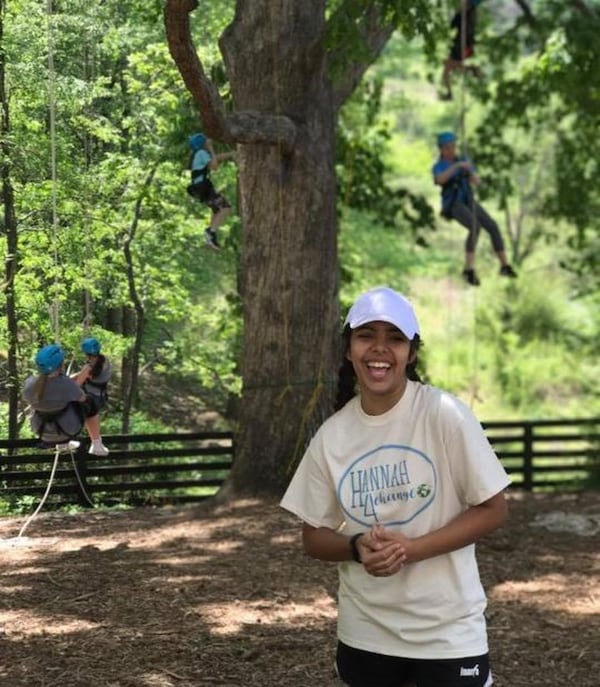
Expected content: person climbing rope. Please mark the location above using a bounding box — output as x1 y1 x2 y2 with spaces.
432 131 517 286
440 0 484 101
186 132 236 250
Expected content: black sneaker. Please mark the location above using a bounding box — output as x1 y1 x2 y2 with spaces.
500 264 517 278
462 268 480 286
204 227 220 250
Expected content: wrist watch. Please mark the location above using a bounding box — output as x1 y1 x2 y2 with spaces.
349 533 363 563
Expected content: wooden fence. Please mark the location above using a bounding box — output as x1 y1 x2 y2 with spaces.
1 418 599 508
0 431 233 508
484 417 600 491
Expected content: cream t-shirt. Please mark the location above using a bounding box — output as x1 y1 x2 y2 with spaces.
280 381 511 659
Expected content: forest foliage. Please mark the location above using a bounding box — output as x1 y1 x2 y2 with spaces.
1 0 599 443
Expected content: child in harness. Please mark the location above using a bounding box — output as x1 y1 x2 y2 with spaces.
187 132 236 250
432 131 517 286
22 344 88 451
22 341 111 456
71 337 111 456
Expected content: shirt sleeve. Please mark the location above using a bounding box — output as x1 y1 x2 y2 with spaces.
439 394 511 505
192 149 211 171
432 159 450 182
280 432 345 531
22 377 34 404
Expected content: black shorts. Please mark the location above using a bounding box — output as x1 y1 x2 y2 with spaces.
336 641 492 687
187 181 231 214
83 395 103 418
450 41 474 61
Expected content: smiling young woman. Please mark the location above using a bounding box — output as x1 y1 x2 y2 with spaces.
281 286 509 687
347 321 416 415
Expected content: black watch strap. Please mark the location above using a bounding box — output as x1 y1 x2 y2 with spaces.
349 533 363 563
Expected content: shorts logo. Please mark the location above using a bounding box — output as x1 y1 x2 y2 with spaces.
460 664 479 677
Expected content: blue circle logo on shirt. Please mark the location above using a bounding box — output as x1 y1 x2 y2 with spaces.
337 444 437 527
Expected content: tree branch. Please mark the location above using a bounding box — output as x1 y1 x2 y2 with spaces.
513 0 536 26
328 4 397 112
163 0 296 149
163 0 228 138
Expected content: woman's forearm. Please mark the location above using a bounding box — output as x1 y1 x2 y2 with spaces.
409 492 508 562
302 523 355 562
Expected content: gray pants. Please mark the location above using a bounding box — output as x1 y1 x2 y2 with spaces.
449 200 505 254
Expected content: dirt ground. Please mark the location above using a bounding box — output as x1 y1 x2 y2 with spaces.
0 491 598 687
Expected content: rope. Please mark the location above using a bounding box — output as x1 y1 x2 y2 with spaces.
269 4 292 400
70 451 96 508
265 9 339 466
81 1 100 338
14 442 95 540
16 444 62 538
456 1 479 408
46 0 60 341
467 286 479 408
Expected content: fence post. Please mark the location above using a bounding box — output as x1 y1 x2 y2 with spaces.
523 422 533 491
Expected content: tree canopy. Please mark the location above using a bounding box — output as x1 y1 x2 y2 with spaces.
1 0 598 497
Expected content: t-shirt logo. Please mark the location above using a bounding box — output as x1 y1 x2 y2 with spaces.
337 444 436 526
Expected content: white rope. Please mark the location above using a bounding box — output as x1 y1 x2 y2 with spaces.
11 443 96 542
47 0 60 341
16 444 62 538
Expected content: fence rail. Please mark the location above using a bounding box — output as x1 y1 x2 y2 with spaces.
1 419 598 508
484 418 599 491
0 431 233 508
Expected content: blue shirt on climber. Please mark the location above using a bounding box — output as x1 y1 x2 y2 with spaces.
431 154 475 218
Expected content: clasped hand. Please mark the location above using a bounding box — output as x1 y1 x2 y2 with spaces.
357 525 410 577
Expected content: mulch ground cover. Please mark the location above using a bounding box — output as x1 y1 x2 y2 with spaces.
0 491 598 687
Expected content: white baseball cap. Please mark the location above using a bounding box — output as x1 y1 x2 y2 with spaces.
344 287 420 339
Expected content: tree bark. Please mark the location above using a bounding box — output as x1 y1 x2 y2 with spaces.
163 0 407 497
120 166 157 434
219 1 339 495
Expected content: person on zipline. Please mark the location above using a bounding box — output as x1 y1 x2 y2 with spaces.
440 0 484 101
186 132 236 250
432 131 517 286
71 337 111 457
22 344 89 451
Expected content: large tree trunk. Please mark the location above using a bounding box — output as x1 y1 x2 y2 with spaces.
220 1 339 496
164 0 407 497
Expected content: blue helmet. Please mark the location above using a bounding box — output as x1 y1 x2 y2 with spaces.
81 337 101 355
188 132 206 151
35 344 65 374
437 131 456 146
